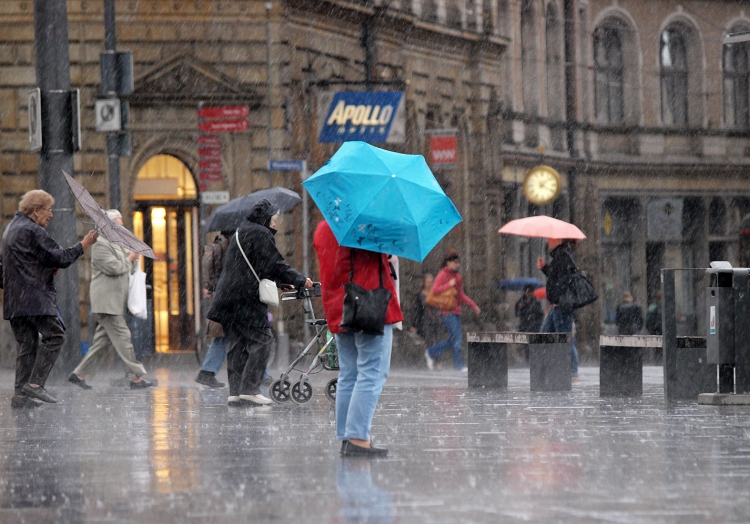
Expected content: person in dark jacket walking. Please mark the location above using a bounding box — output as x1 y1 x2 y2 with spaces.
515 284 544 332
537 238 580 381
207 200 312 407
2 190 98 407
615 292 644 335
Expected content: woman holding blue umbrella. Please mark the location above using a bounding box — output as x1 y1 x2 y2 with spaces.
424 248 481 372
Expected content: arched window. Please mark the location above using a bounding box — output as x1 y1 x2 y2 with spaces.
545 4 564 120
594 25 624 123
423 0 438 23
660 27 688 126
724 39 750 128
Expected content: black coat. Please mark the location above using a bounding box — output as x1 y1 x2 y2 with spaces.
541 244 577 305
2 212 84 319
515 295 544 332
616 301 644 335
207 200 307 333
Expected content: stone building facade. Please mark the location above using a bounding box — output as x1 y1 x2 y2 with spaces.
1 0 749 360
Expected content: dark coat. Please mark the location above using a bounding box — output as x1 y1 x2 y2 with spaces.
541 244 577 305
207 200 307 333
616 301 644 335
515 295 544 332
2 212 84 319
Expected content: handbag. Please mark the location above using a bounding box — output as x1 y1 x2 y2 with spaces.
425 287 458 310
558 270 598 312
128 264 149 320
340 252 392 336
235 231 279 308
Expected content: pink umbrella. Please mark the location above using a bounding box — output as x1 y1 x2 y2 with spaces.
498 215 586 240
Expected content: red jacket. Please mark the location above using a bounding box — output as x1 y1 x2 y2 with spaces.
314 221 403 334
431 266 478 316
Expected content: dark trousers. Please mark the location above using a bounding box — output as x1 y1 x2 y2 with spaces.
10 315 65 395
224 325 273 396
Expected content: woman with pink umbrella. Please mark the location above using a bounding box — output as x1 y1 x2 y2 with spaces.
499 216 588 384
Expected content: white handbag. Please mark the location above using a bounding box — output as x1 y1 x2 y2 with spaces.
235 231 279 307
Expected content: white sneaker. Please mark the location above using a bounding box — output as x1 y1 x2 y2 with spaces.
227 395 242 407
424 350 434 371
459 367 468 372
240 394 272 406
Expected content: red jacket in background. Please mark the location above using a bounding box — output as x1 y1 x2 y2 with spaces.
431 266 478 316
313 221 403 334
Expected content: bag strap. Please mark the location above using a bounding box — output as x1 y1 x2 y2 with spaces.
349 250 385 289
235 231 261 284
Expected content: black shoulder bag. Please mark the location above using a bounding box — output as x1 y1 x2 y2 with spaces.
557 256 598 312
339 251 392 336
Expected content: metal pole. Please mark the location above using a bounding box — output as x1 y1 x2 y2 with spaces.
661 269 678 400
265 2 273 186
33 0 80 374
563 0 577 224
103 0 120 210
301 162 311 344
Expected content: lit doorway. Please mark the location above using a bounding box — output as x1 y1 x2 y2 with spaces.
133 155 200 353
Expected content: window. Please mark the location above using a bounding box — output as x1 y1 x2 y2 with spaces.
660 28 688 126
447 1 462 29
546 4 564 120
594 26 624 123
724 40 750 128
423 0 438 23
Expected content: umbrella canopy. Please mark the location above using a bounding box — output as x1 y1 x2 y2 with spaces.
205 187 301 232
303 141 461 262
62 170 158 259
498 215 586 240
498 277 544 291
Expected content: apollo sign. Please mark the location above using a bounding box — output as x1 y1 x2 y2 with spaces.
317 91 405 144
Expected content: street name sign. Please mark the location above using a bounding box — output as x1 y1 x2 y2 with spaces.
201 191 230 204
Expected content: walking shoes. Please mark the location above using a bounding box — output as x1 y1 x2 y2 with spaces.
130 379 154 389
68 374 93 390
340 440 389 458
424 350 435 371
195 370 225 388
21 384 57 403
239 394 272 406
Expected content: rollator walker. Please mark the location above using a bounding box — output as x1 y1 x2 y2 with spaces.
269 282 338 404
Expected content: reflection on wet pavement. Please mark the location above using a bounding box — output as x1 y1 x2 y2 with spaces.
0 366 748 522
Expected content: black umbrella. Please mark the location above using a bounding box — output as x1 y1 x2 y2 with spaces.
62 170 158 259
204 187 301 232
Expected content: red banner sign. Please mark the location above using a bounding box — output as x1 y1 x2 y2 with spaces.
198 120 249 133
198 105 249 119
199 159 222 171
199 148 222 159
200 169 223 182
199 135 221 148
430 135 457 165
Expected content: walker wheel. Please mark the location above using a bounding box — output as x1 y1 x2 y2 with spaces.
290 381 313 404
325 378 337 403
270 379 291 403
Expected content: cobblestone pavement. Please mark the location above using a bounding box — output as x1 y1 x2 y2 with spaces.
0 365 748 523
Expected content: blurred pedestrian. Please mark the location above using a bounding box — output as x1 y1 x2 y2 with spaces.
615 291 644 336
68 210 151 390
208 200 311 407
537 238 580 382
411 273 444 346
314 220 403 458
515 284 544 332
195 230 232 389
646 290 663 336
2 189 98 407
424 248 481 372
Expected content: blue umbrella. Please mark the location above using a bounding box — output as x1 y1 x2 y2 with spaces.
303 142 461 262
498 277 544 291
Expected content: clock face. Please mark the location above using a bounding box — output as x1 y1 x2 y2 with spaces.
523 165 561 205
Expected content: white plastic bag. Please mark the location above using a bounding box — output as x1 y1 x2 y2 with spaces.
128 266 148 319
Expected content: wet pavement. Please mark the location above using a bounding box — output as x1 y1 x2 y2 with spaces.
0 364 749 523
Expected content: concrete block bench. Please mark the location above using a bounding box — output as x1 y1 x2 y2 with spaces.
467 332 572 391
600 335 714 399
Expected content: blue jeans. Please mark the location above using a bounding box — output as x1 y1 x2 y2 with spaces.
201 337 226 374
541 306 579 376
426 314 465 369
335 325 393 442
